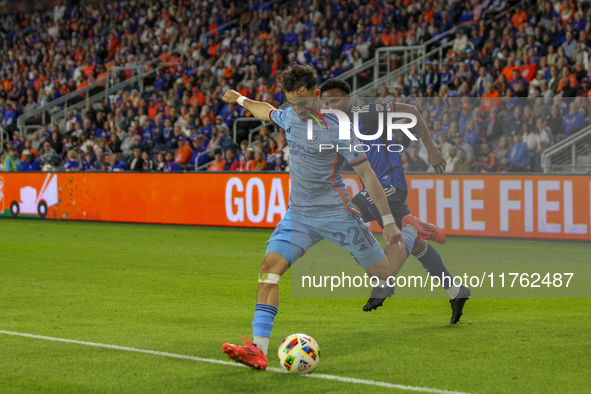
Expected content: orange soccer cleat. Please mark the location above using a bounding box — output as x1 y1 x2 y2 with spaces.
402 215 447 244
222 336 267 370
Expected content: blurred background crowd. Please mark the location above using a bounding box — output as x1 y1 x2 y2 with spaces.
1 0 591 173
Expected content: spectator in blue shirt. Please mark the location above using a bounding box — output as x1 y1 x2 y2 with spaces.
163 151 180 172
63 150 81 171
563 102 585 136
17 150 42 171
458 104 472 133
110 152 128 171
463 120 481 148
190 137 209 167
82 153 100 171
503 131 531 172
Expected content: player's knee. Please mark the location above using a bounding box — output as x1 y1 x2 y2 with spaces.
259 252 289 275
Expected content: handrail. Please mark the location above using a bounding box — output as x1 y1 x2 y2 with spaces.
351 40 472 96
17 50 184 132
50 61 182 127
248 122 277 146
0 126 7 154
336 58 377 91
17 77 107 128
488 0 525 23
541 124 591 173
195 147 223 171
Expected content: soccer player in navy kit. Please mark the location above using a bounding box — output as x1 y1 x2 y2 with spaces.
320 79 470 323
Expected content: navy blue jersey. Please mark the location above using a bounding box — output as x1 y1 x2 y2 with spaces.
350 102 408 192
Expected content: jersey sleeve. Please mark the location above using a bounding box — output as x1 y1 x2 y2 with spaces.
269 108 290 130
336 132 368 167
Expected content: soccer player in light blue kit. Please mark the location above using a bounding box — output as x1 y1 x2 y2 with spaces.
320 79 470 322
220 65 441 370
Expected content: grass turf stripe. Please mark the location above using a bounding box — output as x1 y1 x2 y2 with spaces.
0 329 471 394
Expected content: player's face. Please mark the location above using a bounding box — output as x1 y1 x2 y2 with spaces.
321 88 351 114
286 87 321 122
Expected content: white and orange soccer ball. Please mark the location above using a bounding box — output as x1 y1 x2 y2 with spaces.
277 333 320 374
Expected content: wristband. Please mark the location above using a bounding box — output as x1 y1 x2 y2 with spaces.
237 96 246 106
382 214 395 226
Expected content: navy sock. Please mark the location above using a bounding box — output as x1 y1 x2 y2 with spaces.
415 242 453 290
401 228 416 257
252 303 278 338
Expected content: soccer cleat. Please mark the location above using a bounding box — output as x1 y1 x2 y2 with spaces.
363 283 395 312
222 336 267 370
402 215 446 244
449 286 471 324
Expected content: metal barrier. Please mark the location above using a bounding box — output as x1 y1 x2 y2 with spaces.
335 58 377 91
542 126 591 173
195 147 224 171
49 62 182 128
352 41 473 96
248 122 277 146
0 126 7 154
17 51 183 135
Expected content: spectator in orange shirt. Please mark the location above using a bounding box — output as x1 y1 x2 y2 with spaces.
519 55 538 82
556 66 579 92
501 58 519 82
20 140 38 160
249 151 268 171
422 2 435 24
207 151 226 171
174 135 193 164
481 83 501 113
381 27 396 47
511 6 528 29
201 106 216 126
190 87 205 107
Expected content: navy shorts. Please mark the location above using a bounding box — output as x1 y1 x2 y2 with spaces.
351 184 411 229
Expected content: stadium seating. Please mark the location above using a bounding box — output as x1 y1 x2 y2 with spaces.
1 0 591 174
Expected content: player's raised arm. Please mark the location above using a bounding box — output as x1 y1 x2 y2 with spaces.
352 160 402 246
396 102 446 174
222 89 274 122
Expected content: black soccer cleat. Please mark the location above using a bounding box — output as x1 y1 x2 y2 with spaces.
449 286 471 324
363 297 386 311
363 283 395 312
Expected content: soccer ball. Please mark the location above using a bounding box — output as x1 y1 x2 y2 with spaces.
277 333 320 374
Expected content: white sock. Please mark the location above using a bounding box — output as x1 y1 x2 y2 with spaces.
403 224 419 239
376 278 396 288
253 336 269 356
447 285 461 299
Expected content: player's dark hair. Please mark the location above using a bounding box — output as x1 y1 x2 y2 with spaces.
319 79 352 95
281 64 318 93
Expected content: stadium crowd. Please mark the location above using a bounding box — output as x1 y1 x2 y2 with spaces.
1 0 591 173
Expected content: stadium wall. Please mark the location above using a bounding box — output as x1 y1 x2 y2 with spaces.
1 173 590 241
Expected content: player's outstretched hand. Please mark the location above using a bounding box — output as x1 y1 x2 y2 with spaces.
428 148 446 174
383 223 403 246
222 89 241 104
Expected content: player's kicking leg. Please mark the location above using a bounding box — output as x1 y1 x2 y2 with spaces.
222 251 291 370
223 211 310 370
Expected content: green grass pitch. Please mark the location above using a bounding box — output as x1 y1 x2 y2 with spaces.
0 219 589 393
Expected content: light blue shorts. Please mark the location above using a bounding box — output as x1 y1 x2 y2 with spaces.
266 208 384 268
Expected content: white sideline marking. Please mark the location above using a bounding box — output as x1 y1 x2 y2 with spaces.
0 330 471 394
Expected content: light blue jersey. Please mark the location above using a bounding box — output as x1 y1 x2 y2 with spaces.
269 105 367 216
267 104 384 268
